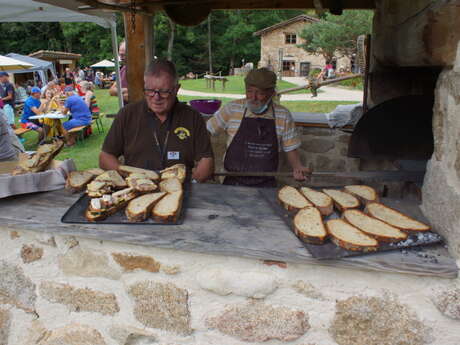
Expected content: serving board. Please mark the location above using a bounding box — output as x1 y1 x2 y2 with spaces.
258 188 444 259
61 188 188 225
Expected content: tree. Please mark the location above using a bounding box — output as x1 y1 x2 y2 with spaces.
299 10 373 61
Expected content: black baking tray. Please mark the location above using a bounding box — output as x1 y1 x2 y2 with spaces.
61 186 189 225
258 188 444 259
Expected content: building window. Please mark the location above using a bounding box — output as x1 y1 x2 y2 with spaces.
285 33 296 44
283 61 295 71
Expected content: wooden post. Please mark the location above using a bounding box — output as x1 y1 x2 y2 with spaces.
124 13 153 103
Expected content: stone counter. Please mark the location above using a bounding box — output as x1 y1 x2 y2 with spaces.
1 228 460 345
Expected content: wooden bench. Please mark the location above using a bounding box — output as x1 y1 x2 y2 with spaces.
67 125 88 143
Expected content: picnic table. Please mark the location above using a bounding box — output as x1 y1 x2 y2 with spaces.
204 74 228 90
29 112 67 142
0 183 456 278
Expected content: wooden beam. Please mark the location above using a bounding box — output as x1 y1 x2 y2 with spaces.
124 13 153 103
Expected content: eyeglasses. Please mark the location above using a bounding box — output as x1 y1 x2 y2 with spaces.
143 88 174 98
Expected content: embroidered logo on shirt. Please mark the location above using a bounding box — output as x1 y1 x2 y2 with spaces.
174 127 190 140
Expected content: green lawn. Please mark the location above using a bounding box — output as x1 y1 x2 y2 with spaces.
180 75 315 95
17 89 357 170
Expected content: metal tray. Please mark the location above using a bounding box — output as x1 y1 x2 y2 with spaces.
61 187 189 225
258 188 444 259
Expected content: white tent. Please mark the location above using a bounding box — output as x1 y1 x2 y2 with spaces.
0 0 124 108
0 55 33 71
91 59 115 68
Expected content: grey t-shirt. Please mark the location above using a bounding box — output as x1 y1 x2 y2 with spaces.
0 109 19 161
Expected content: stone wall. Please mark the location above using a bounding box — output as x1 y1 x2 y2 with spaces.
1 228 459 345
422 43 460 259
258 21 350 76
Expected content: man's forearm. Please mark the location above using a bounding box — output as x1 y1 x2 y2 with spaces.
286 149 303 169
99 151 120 171
192 157 214 182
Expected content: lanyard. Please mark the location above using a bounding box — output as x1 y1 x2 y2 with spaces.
153 111 174 170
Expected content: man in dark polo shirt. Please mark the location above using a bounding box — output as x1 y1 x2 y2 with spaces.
100 59 214 182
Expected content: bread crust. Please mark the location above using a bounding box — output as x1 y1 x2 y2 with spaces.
277 186 311 212
125 192 167 222
342 209 407 243
299 187 333 216
326 219 379 252
322 189 360 213
293 207 327 245
343 185 379 205
364 202 431 232
152 192 184 223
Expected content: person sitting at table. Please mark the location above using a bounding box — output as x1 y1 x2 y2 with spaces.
80 81 100 116
20 87 44 139
39 89 64 139
61 86 92 146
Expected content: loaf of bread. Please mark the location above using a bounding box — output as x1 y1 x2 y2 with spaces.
342 209 407 242
293 207 327 244
344 185 379 204
126 192 167 222
323 189 360 212
152 190 184 223
365 202 430 232
278 186 312 211
326 219 379 252
300 187 333 216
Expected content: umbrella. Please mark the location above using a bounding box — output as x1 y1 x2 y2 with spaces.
0 54 34 71
90 59 115 68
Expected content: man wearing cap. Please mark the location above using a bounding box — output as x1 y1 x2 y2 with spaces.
0 72 15 127
61 86 92 146
20 87 44 138
207 68 310 187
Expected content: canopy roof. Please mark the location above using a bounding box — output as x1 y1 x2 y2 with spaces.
0 55 33 71
5 53 55 73
0 0 115 28
91 59 115 68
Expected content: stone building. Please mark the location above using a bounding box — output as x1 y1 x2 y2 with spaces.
254 14 350 77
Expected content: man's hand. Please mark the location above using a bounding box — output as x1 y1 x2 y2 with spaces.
293 166 312 181
192 157 214 183
99 151 120 171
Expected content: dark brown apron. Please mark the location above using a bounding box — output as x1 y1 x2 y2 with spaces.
223 105 278 187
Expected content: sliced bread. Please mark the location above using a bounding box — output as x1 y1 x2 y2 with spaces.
326 219 379 252
118 165 160 180
65 171 95 192
159 177 183 193
344 185 379 204
293 207 327 244
365 202 430 232
322 189 360 213
152 190 184 223
86 168 105 177
300 187 333 216
278 186 312 211
160 164 186 183
126 192 167 222
126 174 158 192
342 209 408 242
95 170 127 188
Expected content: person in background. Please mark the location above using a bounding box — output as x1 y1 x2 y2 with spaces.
80 81 100 116
207 68 311 187
20 87 44 138
317 60 335 81
77 67 85 83
0 72 16 128
61 86 92 146
94 71 102 89
100 59 214 182
109 40 128 103
14 82 28 104
39 88 64 138
64 67 74 86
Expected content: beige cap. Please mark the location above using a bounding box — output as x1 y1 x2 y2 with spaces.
244 68 277 89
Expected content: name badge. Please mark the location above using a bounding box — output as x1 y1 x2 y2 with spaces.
167 151 180 160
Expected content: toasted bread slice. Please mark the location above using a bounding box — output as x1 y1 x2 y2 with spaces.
126 174 158 193
86 187 138 222
160 164 186 183
86 180 113 198
86 168 105 177
278 186 312 211
65 171 96 193
159 177 183 193
326 219 379 252
322 189 360 213
126 192 167 222
95 170 127 188
344 185 379 204
365 202 430 232
300 187 333 216
152 190 183 223
119 165 160 180
342 209 408 242
293 207 327 244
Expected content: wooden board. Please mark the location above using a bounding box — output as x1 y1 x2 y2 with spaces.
0 184 457 278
